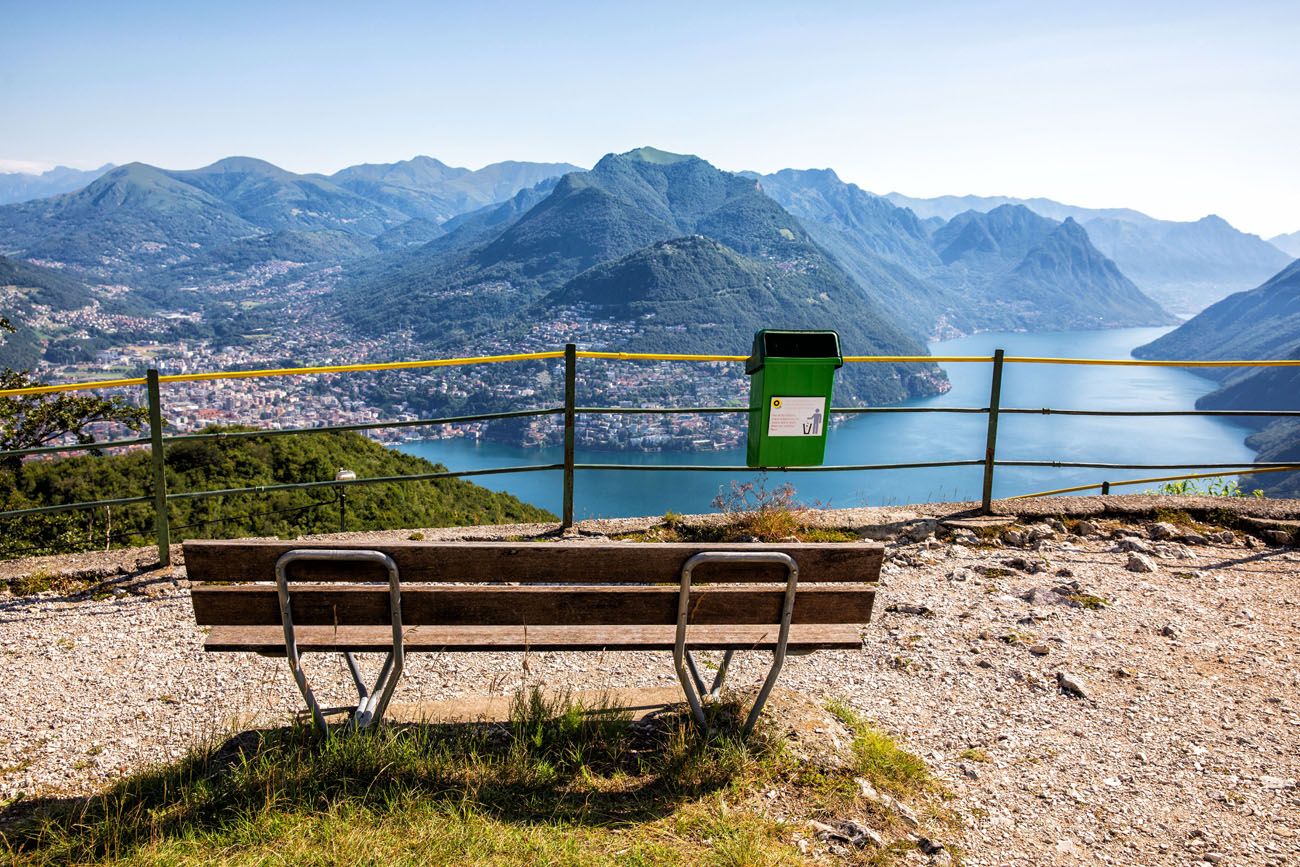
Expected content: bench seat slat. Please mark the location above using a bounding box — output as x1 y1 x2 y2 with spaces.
203 623 865 653
184 540 883 585
192 584 877 627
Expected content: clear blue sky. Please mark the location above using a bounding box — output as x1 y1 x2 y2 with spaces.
3 0 1297 236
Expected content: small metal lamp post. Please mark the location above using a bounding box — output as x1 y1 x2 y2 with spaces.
335 468 356 532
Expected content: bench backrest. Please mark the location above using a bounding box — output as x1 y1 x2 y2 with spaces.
184 540 883 629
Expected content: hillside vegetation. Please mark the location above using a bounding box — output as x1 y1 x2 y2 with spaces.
0 256 95 369
0 428 552 559
1135 260 1300 495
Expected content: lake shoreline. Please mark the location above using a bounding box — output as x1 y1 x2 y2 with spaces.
395 327 1258 518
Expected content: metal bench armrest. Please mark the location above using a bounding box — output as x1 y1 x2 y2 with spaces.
674 551 798 736
276 549 404 732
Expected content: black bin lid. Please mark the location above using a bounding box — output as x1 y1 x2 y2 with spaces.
746 329 843 374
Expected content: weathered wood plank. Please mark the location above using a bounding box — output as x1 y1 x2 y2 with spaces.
191 584 877 627
203 623 865 653
183 540 883 585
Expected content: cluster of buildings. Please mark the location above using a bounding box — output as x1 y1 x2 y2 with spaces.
28 282 757 452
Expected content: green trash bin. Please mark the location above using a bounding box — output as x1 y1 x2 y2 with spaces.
745 330 843 467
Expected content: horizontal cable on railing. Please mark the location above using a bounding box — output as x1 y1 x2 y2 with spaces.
163 407 564 443
1009 464 1300 500
576 405 991 415
998 408 1300 417
6 350 1300 399
164 464 565 503
571 459 985 473
0 436 151 460
0 495 152 521
994 460 1300 471
1003 356 1300 367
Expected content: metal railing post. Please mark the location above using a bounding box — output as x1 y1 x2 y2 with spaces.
980 349 1005 514
146 369 171 566
562 344 576 528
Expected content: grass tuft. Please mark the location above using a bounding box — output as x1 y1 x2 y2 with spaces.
8 570 54 597
824 701 932 798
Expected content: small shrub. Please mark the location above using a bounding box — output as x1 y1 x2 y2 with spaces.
406 532 425 541
9 569 54 596
1145 477 1264 498
959 747 991 763
711 475 817 542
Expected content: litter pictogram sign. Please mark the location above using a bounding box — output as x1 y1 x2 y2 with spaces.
766 396 826 437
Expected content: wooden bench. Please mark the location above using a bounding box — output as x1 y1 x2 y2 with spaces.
183 540 883 735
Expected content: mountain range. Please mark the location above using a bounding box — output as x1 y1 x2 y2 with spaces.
887 192 1293 315
0 164 116 205
0 157 579 283
759 170 1173 337
339 147 945 406
1134 259 1300 495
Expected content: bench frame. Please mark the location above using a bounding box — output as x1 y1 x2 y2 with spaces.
185 539 879 736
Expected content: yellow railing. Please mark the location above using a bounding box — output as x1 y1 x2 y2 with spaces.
5 349 1300 398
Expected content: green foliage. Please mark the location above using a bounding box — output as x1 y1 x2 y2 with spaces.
1143 476 1264 498
8 568 53 596
0 369 148 472
0 427 552 559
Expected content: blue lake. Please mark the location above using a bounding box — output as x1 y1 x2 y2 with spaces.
396 327 1256 518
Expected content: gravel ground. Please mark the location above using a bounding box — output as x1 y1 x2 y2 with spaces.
3 501 1299 866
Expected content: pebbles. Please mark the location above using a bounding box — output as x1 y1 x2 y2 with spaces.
3 517 1299 865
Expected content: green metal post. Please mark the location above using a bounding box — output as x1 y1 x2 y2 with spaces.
562 344 576 529
1101 481 1111 495
980 349 1005 515
146 369 171 566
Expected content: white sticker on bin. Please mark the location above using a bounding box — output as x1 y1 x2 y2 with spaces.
766 396 828 437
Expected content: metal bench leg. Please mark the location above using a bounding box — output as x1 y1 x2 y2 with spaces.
276 549 405 733
684 648 735 700
674 552 798 736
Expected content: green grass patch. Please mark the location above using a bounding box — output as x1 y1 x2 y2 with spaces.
1067 593 1108 610
5 689 922 866
823 701 932 799
7 570 53 597
958 748 990 763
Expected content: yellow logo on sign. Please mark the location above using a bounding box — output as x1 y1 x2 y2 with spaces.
771 398 782 409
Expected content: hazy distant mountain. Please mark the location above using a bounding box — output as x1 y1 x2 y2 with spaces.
0 255 94 368
1270 231 1300 258
0 159 397 277
1135 259 1300 373
933 206 1174 332
1134 260 1300 495
756 169 960 336
0 164 116 205
340 147 944 405
758 168 1170 337
327 156 579 225
0 155 577 281
886 192 1290 314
